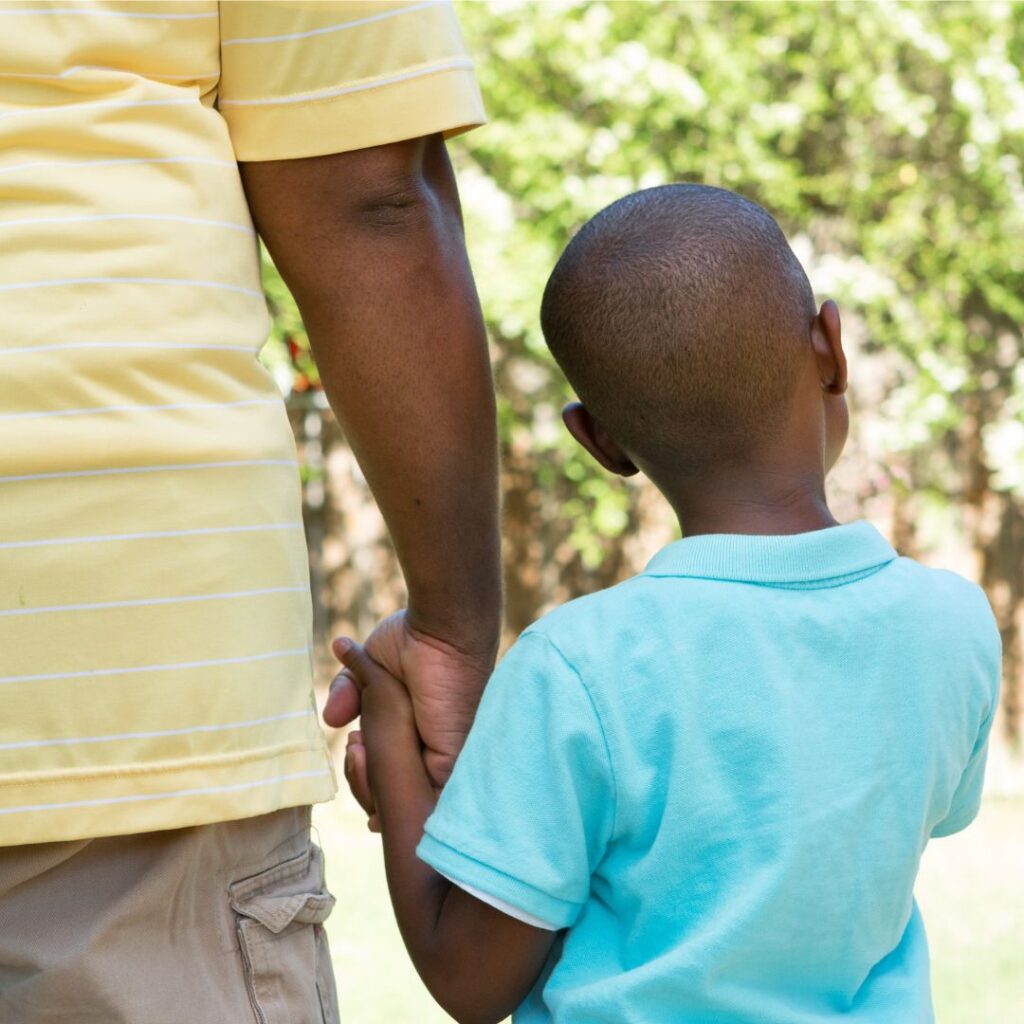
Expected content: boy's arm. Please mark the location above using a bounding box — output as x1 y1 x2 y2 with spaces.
339 640 557 1024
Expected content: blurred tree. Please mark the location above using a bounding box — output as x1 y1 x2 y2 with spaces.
262 0 1023 740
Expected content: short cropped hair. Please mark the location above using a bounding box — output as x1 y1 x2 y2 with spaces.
540 184 817 472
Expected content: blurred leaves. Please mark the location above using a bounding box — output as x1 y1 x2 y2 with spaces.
453 0 1022 492
263 2 1023 695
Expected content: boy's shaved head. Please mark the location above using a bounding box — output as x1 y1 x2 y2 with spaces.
541 184 817 472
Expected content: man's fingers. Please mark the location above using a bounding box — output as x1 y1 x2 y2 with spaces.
423 748 456 789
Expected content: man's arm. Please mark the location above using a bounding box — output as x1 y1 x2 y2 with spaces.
240 136 502 774
340 640 557 1024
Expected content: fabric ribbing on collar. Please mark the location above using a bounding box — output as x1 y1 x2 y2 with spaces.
642 521 897 586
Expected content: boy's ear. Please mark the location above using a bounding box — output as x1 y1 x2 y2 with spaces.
562 402 639 477
811 299 847 395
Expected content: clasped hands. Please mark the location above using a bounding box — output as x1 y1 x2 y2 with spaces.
322 609 494 830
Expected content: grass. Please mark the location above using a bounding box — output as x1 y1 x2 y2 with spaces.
916 797 1024 1021
317 792 1024 1023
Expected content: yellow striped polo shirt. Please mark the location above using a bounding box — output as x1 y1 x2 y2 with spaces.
0 0 485 846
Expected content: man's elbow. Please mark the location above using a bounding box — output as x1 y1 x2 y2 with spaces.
342 134 458 238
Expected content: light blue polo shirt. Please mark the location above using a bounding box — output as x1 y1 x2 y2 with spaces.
418 522 1001 1023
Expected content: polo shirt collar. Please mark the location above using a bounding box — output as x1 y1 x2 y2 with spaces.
642 521 897 586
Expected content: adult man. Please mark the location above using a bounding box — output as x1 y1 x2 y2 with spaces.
0 3 500 1022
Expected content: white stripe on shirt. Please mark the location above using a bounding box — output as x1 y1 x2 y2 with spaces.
0 277 264 299
0 342 254 356
0 66 218 81
0 646 311 687
0 709 313 752
0 586 307 619
219 57 475 108
0 214 253 235
0 459 298 485
0 397 280 423
0 770 332 817
0 522 303 551
0 7 217 19
221 0 443 45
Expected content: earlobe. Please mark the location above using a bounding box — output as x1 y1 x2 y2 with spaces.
562 402 639 477
812 299 848 396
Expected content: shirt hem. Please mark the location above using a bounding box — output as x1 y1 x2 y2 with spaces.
0 743 337 846
224 64 485 161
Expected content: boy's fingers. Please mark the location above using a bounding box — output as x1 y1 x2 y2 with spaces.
344 739 382 833
343 738 376 820
333 637 391 689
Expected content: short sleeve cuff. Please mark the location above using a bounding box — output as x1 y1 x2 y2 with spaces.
417 831 581 930
930 799 981 838
222 63 486 162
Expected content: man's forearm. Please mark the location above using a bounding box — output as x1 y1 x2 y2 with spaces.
241 137 501 655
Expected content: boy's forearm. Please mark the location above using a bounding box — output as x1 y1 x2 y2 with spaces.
363 717 456 985
366 716 549 1024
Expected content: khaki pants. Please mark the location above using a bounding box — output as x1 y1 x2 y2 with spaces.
0 806 339 1024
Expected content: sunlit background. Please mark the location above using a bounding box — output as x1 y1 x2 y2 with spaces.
259 2 1023 1019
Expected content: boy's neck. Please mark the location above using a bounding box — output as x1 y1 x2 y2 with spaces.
654 464 838 539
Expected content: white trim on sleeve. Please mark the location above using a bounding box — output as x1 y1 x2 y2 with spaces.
439 873 560 931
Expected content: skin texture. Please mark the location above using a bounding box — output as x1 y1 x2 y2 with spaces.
340 639 556 1024
240 134 502 786
341 296 852 1022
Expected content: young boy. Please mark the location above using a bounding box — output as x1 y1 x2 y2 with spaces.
336 184 1001 1024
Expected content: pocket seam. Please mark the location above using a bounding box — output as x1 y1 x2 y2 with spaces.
229 846 313 908
230 843 335 1024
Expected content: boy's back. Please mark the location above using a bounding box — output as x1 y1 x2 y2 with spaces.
340 185 1002 1024
421 522 1000 1022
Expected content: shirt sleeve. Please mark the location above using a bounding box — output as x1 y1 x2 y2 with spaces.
930 702 997 838
217 1 485 161
417 631 616 930
931 603 1002 839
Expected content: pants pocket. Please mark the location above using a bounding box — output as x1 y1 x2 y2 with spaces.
229 843 338 1024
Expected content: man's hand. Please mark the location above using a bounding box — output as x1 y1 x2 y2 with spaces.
325 610 493 788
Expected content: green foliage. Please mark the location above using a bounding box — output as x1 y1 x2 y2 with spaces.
259 243 321 396
262 0 1022 562
453 0 1022 543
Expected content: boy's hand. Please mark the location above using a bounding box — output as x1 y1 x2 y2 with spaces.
335 636 429 831
324 610 493 789
343 730 379 833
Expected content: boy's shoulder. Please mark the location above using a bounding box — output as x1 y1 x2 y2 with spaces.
520 548 1000 681
517 569 691 671
523 572 658 638
890 556 999 636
